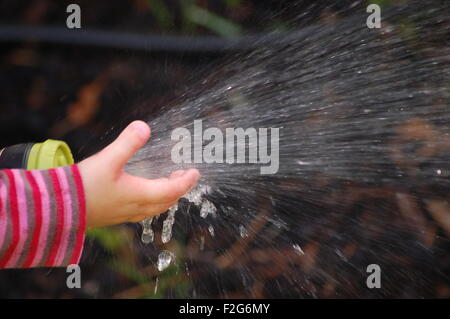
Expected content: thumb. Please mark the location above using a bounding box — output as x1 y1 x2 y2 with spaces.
100 121 151 172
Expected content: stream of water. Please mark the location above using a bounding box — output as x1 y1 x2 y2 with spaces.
123 0 449 297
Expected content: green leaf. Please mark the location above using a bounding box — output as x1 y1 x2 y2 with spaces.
87 227 125 251
110 260 148 284
183 4 242 37
147 0 174 31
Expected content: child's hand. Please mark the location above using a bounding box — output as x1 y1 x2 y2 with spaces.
78 121 200 229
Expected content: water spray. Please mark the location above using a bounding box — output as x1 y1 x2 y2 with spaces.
121 0 449 296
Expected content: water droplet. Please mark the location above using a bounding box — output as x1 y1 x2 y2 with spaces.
140 217 154 244
157 250 175 272
184 184 212 205
239 225 249 238
154 277 159 295
185 262 190 276
270 196 276 207
200 199 216 219
161 204 177 244
292 243 304 255
208 225 215 237
199 236 205 250
335 249 347 261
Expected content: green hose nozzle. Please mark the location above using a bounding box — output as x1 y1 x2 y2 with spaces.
0 139 74 170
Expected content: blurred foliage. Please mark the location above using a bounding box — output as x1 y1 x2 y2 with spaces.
181 2 242 37
87 227 127 252
147 0 175 31
87 226 190 298
146 0 242 36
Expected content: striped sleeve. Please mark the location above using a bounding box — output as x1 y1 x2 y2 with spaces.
0 164 86 268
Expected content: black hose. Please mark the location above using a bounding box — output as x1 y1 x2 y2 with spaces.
0 24 273 53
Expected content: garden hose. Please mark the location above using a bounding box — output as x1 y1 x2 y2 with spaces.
0 139 74 170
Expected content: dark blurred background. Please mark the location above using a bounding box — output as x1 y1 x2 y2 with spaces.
0 0 317 298
0 0 365 158
2 0 448 299
0 0 308 158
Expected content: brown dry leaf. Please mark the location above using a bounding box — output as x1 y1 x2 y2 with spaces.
27 77 47 110
7 48 38 66
215 206 269 269
67 76 107 127
300 241 320 274
426 200 450 238
396 192 431 246
390 118 449 174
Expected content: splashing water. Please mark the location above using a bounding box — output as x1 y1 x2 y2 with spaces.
140 185 212 241
200 200 217 219
140 217 154 244
293 243 305 255
161 204 178 244
122 0 449 297
157 250 175 272
239 225 249 238
128 3 449 189
208 225 215 237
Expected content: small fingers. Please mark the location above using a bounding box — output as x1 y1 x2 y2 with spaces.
170 170 186 179
100 121 151 173
139 168 200 202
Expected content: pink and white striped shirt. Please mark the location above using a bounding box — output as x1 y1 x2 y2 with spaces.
0 164 86 268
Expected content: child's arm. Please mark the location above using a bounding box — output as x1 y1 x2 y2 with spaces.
0 165 85 268
0 121 200 269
